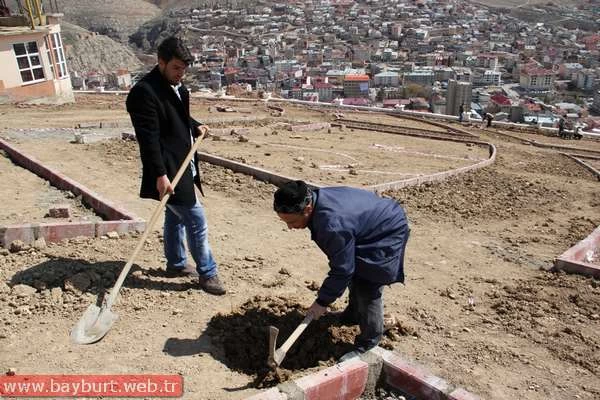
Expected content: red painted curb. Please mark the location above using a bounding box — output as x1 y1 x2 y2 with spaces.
0 220 147 248
0 138 139 221
36 222 96 243
376 348 451 399
371 347 481 400
555 225 600 278
0 138 144 247
0 224 35 248
243 347 481 400
95 220 146 237
295 358 368 400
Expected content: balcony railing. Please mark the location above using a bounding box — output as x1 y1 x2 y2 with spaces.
0 0 60 29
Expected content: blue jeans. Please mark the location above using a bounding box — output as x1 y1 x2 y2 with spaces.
163 201 217 278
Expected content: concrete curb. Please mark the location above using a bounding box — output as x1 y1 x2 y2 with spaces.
384 113 479 138
484 129 600 158
561 153 600 181
554 225 600 278
200 135 496 194
367 143 496 193
331 121 474 141
244 347 480 400
198 152 323 190
0 138 145 247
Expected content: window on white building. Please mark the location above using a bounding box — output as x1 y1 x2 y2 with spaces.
13 41 45 84
50 32 68 78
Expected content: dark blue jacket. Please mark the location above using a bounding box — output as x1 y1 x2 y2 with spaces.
309 187 410 306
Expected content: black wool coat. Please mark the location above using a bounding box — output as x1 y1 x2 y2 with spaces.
126 66 204 206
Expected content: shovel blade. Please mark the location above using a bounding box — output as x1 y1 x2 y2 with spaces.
70 304 118 345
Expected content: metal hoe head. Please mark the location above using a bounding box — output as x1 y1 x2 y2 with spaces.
267 325 280 368
70 303 118 344
267 315 313 368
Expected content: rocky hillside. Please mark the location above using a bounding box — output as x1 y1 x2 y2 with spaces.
143 0 247 10
129 14 183 52
128 0 261 52
56 0 161 43
60 22 143 75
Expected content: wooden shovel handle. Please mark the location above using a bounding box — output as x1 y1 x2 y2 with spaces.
279 315 313 354
106 131 206 308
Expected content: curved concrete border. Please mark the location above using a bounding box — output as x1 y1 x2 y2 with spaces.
198 152 322 190
561 153 600 181
0 138 145 247
333 119 474 139
368 142 496 193
199 130 496 194
243 346 480 400
383 113 480 138
483 129 600 158
554 225 600 278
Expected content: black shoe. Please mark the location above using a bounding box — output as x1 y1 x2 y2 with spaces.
199 275 226 295
166 263 199 278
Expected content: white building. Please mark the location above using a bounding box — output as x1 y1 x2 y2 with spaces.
0 6 73 103
446 79 472 116
403 69 434 86
373 71 400 87
520 66 554 91
576 69 595 91
474 70 501 87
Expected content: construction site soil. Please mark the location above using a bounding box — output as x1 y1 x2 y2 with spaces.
0 94 599 400
0 152 101 225
202 126 487 187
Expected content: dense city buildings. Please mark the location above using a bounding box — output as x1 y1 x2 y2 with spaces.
162 0 599 128
5 0 600 129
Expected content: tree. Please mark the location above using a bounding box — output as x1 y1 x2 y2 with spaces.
403 83 431 99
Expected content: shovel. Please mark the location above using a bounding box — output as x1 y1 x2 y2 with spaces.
267 315 313 368
71 131 206 344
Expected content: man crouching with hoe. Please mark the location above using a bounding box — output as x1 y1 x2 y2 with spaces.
273 180 410 360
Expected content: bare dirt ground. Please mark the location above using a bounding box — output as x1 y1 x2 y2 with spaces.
484 127 600 153
325 112 448 133
0 152 101 225
202 126 488 187
0 95 599 400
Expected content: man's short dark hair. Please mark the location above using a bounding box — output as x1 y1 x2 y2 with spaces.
157 37 193 65
274 180 312 214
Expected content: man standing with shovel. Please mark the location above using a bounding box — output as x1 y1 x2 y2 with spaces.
126 37 225 295
273 180 409 360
